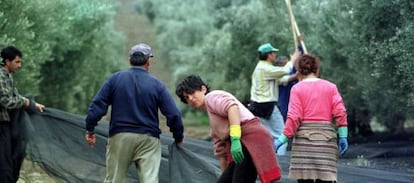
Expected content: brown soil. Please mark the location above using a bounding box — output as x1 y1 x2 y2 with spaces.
18 161 59 183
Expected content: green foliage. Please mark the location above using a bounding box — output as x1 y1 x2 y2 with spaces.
1 0 50 94
1 0 124 114
297 0 414 132
136 0 414 133
137 0 294 101
346 0 414 131
3 0 411 133
183 108 210 126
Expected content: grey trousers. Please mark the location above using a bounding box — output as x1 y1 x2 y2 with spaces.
104 132 161 183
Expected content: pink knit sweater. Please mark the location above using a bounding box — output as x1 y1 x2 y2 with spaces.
284 78 348 138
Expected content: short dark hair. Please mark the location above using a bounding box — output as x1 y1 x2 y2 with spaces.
129 52 148 66
1 46 22 64
258 51 270 60
175 75 210 104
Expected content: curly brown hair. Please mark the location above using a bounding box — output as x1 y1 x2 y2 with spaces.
296 54 320 76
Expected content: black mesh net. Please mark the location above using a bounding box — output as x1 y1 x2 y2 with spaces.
21 108 220 183
13 107 414 183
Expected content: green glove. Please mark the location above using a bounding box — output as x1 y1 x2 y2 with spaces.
337 127 348 138
275 134 289 152
230 136 244 164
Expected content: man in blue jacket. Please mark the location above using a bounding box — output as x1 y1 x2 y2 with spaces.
85 43 184 183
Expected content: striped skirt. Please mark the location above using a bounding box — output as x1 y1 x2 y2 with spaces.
288 122 338 181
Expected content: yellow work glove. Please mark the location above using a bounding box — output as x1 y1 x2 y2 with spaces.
229 125 244 164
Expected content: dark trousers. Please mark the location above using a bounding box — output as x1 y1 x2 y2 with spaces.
0 122 26 183
298 179 337 183
217 145 257 183
0 123 14 183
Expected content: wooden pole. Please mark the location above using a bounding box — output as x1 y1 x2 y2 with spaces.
285 0 308 54
285 0 297 51
294 22 308 53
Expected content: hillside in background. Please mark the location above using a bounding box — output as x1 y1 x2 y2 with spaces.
113 0 210 138
114 0 170 86
18 0 208 182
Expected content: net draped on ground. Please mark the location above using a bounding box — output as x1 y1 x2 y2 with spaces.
20 108 220 183
16 108 414 183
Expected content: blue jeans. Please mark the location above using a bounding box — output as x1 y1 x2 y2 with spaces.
259 105 287 155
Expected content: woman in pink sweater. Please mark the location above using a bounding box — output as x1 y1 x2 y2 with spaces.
275 54 348 183
176 75 281 183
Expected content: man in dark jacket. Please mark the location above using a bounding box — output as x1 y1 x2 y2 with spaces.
85 43 184 183
0 46 45 183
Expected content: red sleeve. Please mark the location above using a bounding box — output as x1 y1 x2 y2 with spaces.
284 85 302 138
331 86 347 127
